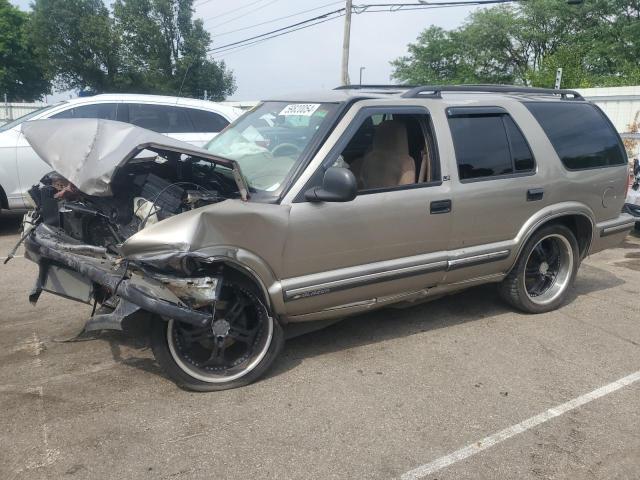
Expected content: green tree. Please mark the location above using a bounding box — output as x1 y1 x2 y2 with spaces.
392 0 640 88
113 0 235 98
30 0 122 92
0 0 49 100
29 0 235 98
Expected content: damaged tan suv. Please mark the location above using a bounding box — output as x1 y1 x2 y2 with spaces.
13 85 634 391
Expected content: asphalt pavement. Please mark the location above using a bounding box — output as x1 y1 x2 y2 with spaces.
1 212 639 480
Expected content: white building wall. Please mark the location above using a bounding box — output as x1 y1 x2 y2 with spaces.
576 86 640 159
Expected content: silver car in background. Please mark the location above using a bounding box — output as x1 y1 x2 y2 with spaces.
0 94 241 211
14 85 634 391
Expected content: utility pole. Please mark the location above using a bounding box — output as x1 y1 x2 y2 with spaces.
359 66 366 86
554 68 563 90
341 0 353 86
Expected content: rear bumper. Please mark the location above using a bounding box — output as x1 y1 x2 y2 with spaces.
590 213 636 254
25 224 212 327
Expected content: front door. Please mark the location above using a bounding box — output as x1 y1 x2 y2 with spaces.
281 105 452 316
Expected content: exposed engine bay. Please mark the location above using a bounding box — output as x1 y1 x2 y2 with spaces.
29 149 237 253
17 146 244 333
7 119 263 340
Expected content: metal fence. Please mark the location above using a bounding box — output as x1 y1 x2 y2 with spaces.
1 96 48 126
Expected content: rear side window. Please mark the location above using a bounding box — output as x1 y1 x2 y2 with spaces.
51 103 118 120
186 108 229 133
524 102 626 170
448 112 535 180
127 104 194 133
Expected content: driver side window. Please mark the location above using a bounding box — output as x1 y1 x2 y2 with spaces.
336 112 439 192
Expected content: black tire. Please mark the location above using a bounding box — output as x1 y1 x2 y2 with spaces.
499 224 580 314
151 281 284 392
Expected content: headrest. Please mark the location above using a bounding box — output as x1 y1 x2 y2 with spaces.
373 120 409 154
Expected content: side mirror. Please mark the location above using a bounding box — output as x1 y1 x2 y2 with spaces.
633 159 639 176
305 167 357 202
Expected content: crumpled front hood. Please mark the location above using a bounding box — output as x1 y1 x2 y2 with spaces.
22 118 244 197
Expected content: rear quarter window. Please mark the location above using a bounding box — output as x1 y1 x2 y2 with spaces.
524 102 626 170
186 108 229 133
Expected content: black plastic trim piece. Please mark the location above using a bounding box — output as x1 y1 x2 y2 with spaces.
402 85 584 100
284 260 447 302
527 188 545 201
446 106 508 117
430 199 452 214
356 180 444 196
458 169 537 184
283 248 511 302
334 84 416 91
447 250 511 270
600 222 636 237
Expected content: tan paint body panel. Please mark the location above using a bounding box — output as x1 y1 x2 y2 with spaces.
118 93 632 322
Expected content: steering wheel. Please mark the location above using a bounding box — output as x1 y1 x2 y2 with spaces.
271 143 302 157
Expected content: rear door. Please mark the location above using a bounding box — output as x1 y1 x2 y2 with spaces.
281 104 452 317
444 106 540 283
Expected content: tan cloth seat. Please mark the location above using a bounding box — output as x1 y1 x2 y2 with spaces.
353 120 416 190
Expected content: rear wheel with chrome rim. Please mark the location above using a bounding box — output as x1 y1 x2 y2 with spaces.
499 224 579 313
151 280 283 391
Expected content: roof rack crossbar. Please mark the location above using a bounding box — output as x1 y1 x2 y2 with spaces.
334 84 416 91
401 85 584 100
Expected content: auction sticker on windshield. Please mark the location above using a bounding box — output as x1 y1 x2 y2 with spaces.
279 103 321 116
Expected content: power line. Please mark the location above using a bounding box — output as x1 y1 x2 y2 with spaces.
199 0 271 23
206 1 519 54
208 8 345 53
214 14 346 58
206 0 282 28
213 0 344 38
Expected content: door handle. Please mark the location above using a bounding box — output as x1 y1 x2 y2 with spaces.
430 199 452 214
527 188 544 201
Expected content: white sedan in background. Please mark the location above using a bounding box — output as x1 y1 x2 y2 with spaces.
0 94 242 211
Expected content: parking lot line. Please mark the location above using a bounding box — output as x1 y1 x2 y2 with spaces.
399 370 640 480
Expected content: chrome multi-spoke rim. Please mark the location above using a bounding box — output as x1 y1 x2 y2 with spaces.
167 285 273 383
524 234 573 305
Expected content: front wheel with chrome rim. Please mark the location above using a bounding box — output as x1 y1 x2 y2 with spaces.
499 224 580 314
151 280 284 391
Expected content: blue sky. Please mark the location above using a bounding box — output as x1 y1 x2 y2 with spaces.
11 0 481 100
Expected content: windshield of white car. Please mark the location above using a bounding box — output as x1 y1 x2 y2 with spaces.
0 104 64 132
204 101 339 196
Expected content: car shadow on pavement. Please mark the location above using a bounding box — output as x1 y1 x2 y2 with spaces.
267 263 625 381
54 255 626 388
0 214 22 237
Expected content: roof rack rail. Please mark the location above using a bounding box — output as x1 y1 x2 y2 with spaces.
334 84 415 91
401 85 584 100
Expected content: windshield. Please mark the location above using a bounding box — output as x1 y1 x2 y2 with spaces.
0 104 63 133
205 101 339 195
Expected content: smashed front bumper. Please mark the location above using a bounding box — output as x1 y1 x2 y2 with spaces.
24 224 217 330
